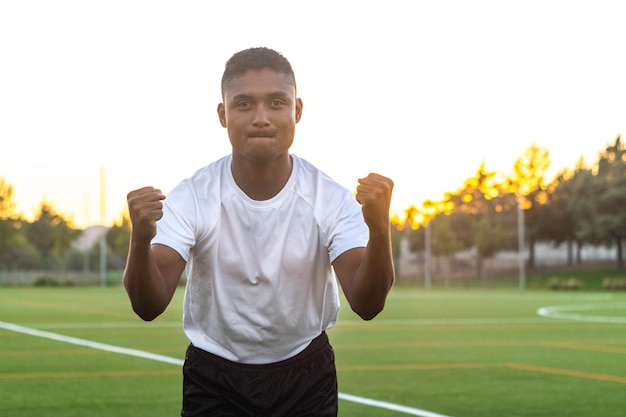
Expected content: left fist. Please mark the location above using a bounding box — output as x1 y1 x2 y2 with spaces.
355 173 394 229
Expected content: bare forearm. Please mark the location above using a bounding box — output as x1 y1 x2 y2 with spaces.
123 242 171 321
350 229 395 320
123 187 179 321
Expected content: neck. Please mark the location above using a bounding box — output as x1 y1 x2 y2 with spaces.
231 153 293 200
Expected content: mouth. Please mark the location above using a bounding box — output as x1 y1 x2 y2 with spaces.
247 130 275 138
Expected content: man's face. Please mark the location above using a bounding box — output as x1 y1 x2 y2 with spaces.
218 69 302 163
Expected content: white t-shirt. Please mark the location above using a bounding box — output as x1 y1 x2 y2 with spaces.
153 154 368 364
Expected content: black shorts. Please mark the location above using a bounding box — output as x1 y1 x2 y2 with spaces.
181 332 338 417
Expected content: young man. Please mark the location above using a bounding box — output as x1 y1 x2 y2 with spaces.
123 47 395 417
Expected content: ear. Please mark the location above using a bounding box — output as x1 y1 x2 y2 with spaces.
295 98 303 123
217 103 227 127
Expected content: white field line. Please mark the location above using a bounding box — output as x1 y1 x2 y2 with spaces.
343 317 549 326
537 303 626 324
0 321 183 366
26 321 182 330
0 321 454 417
337 392 452 417
388 293 615 301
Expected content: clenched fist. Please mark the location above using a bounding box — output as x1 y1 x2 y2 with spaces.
355 173 394 233
127 187 166 244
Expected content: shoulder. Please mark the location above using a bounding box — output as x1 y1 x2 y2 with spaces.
293 155 342 189
165 155 231 212
292 155 353 199
291 154 359 216
158 157 230 240
171 155 230 196
188 155 230 184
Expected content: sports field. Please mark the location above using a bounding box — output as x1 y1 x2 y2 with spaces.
1 285 625 417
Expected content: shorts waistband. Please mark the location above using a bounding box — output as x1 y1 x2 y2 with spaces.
189 332 330 372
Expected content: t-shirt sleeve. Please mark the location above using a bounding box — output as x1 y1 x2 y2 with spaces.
327 189 369 263
152 180 196 262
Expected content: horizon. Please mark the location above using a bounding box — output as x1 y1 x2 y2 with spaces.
2 135 618 228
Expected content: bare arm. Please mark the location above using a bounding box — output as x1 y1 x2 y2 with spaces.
123 187 185 321
333 173 395 320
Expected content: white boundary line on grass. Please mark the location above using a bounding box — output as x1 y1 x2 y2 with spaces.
537 303 626 324
0 321 453 417
0 320 183 366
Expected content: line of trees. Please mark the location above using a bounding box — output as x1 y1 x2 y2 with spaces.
391 135 626 277
1 135 624 279
0 183 130 274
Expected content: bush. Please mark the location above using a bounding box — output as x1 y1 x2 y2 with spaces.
547 277 581 290
602 277 626 291
548 277 561 290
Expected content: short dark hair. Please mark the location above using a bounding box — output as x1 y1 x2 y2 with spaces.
221 47 297 97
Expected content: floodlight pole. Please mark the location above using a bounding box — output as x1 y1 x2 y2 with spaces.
424 221 432 289
517 194 526 290
83 193 90 277
99 167 107 287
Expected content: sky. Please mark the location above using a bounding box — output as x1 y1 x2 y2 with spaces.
1 0 625 227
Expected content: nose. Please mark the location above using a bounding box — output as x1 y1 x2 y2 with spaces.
252 105 270 127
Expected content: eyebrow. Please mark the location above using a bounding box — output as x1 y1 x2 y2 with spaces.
230 91 292 102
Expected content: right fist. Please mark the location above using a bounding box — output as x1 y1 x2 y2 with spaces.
127 187 166 243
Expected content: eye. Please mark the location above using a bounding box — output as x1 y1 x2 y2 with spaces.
270 99 285 107
236 101 251 109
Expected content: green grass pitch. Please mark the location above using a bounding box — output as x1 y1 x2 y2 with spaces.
1 285 625 417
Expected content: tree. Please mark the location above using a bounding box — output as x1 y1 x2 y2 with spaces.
445 162 498 216
543 166 581 265
439 162 497 255
511 144 551 196
549 136 626 271
511 144 551 269
430 213 462 285
398 135 626 277
0 178 28 269
431 213 462 258
106 214 132 269
448 163 518 257
565 166 599 262
474 216 511 280
407 224 426 254
0 178 17 218
592 135 626 270
24 202 79 270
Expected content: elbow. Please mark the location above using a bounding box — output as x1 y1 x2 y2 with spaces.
132 303 165 322
127 290 168 321
124 281 168 321
356 310 381 321
352 300 386 321
349 279 394 321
